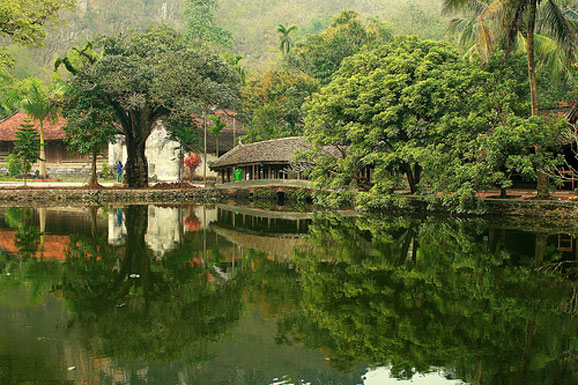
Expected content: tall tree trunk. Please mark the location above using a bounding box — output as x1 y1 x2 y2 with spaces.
527 0 539 117
404 163 420 194
125 136 148 188
89 149 98 187
527 0 549 198
38 120 47 179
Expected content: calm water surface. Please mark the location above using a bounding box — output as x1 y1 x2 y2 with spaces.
0 204 577 385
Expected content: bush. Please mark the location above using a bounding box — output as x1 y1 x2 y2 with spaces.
6 154 24 177
101 162 112 179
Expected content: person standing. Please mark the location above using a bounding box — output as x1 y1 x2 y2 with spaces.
115 160 123 183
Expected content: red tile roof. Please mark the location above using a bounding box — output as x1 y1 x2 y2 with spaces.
0 112 66 141
0 230 70 261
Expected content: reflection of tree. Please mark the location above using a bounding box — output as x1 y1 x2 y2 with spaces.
281 214 578 384
61 205 244 365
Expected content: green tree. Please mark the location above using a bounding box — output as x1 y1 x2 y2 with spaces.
5 78 60 179
63 25 241 188
208 114 227 156
0 0 75 69
301 37 473 207
185 0 233 48
444 0 578 198
301 37 561 211
58 43 117 187
277 24 298 54
286 9 392 85
13 120 41 186
242 70 319 142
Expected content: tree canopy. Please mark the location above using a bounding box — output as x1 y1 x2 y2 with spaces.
286 9 392 85
61 25 241 187
300 36 564 211
242 70 319 143
0 0 75 69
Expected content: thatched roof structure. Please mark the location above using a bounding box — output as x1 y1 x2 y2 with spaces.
210 136 311 169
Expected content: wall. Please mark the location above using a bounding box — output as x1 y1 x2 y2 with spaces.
109 123 219 182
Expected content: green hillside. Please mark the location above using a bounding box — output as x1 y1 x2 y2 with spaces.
7 0 445 79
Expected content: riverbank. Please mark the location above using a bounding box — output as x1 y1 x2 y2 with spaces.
0 185 576 224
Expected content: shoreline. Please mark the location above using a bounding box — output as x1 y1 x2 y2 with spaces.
0 186 576 223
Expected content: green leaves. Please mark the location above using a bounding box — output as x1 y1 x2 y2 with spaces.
286 10 392 85
185 0 233 48
61 25 241 187
242 70 319 142
0 0 75 69
12 120 41 184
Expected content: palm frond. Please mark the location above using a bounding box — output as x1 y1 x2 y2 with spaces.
538 0 577 56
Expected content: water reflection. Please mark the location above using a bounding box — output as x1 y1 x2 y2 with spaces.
0 205 576 384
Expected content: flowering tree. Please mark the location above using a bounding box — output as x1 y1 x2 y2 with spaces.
184 153 202 179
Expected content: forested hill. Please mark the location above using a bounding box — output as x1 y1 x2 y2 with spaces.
9 0 444 79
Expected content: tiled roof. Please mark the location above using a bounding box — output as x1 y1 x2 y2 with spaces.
0 112 66 141
0 230 71 261
210 137 311 169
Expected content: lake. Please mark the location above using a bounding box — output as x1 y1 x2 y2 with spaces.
0 204 576 385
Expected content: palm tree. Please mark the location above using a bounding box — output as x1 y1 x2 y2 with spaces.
6 78 61 179
277 24 298 54
209 115 227 156
444 0 578 197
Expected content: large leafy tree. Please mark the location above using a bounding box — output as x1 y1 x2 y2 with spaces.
302 37 474 207
286 9 392 85
62 25 241 188
0 0 75 69
301 37 561 211
444 0 578 198
57 43 117 187
242 70 319 142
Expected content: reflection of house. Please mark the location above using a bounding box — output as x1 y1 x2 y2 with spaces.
210 137 311 184
209 205 315 258
108 110 244 181
0 230 71 261
0 112 106 178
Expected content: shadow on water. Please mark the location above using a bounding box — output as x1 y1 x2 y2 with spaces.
0 205 576 384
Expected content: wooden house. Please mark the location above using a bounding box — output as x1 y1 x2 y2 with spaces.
0 112 107 178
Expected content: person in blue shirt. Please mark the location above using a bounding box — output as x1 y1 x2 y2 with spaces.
115 160 123 183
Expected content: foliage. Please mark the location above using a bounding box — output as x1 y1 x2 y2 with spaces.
185 153 202 177
286 10 392 85
4 77 61 178
3 0 448 78
208 114 227 156
242 70 319 142
13 121 41 185
301 37 471 208
5 154 23 177
280 213 578 384
62 25 241 187
185 0 233 48
277 24 298 54
101 162 113 179
0 0 75 69
301 36 562 211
